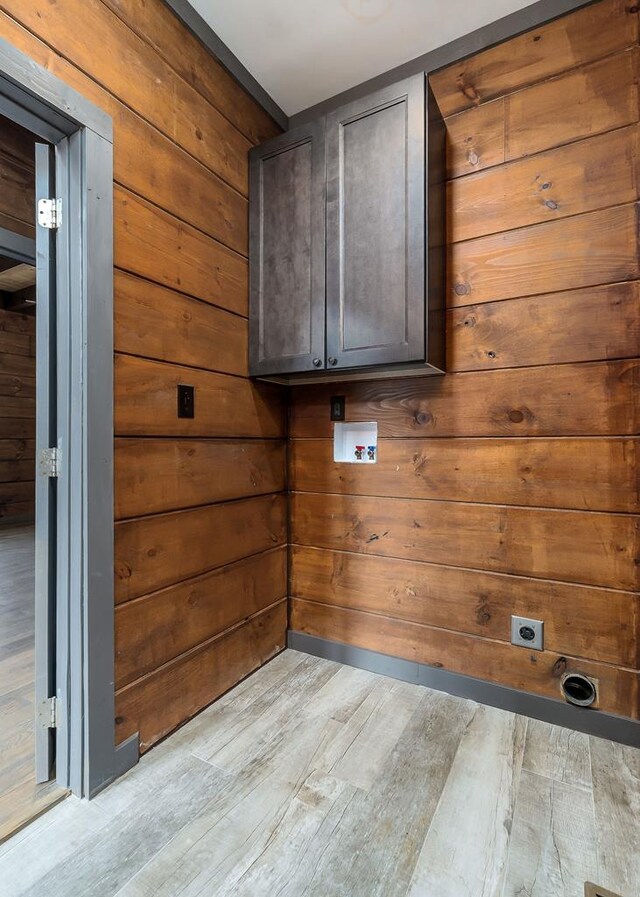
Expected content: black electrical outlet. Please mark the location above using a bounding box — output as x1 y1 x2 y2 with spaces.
177 384 195 419
330 395 346 421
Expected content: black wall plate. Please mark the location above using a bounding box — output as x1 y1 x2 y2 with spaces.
177 384 195 419
330 395 345 421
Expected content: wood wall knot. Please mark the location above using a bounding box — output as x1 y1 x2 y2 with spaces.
456 74 480 104
413 410 433 427
475 602 492 625
467 150 480 166
552 657 568 678
115 562 132 581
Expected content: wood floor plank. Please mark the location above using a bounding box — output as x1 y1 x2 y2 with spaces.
522 719 592 789
18 755 226 897
0 651 637 897
192 654 341 771
326 680 421 791
0 526 66 844
407 705 525 897
590 736 640 896
116 714 352 897
502 770 599 897
288 689 476 897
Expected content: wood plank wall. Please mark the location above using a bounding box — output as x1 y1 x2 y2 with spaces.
0 0 286 751
289 0 640 719
0 308 35 522
0 117 36 522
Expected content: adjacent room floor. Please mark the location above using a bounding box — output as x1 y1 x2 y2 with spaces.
0 649 638 897
0 525 66 842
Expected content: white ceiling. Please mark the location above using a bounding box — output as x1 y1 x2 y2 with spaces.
188 0 537 116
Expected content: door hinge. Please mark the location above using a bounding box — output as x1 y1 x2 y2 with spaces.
38 446 60 478
37 197 62 230
38 696 60 730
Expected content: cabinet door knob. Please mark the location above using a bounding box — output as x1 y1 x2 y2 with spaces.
328 357 338 366
312 358 322 367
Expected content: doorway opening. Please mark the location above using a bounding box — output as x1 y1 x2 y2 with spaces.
0 37 136 842
0 113 67 840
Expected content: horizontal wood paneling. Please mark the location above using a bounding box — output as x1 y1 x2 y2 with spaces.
0 482 34 520
0 154 34 238
114 271 248 377
0 439 34 461
115 547 286 687
291 437 639 512
450 203 639 307
0 14 248 255
2 0 252 195
0 460 33 482
291 546 640 668
506 49 639 161
290 0 640 720
445 47 640 178
0 419 36 440
101 0 280 146
0 0 286 747
0 308 35 519
115 600 287 751
448 125 639 243
447 282 640 372
0 353 37 378
0 397 36 419
289 360 640 438
430 0 638 117
114 438 286 519
445 99 506 179
115 493 287 603
0 115 35 238
291 492 639 591
114 355 285 438
114 188 248 317
290 599 639 719
0 374 34 398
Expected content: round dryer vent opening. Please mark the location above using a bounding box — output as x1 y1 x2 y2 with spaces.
561 672 597 707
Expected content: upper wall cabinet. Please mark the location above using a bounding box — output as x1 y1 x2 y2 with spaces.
249 120 326 377
249 74 445 384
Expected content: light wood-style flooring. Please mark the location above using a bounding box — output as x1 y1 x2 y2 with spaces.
0 525 66 843
0 649 638 896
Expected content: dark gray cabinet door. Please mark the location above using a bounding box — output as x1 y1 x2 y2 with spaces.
249 120 326 376
326 74 425 370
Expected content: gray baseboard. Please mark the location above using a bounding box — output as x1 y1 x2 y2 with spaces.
288 631 640 748
89 733 139 798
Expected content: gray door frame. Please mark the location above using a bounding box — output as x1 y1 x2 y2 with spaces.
0 37 138 797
